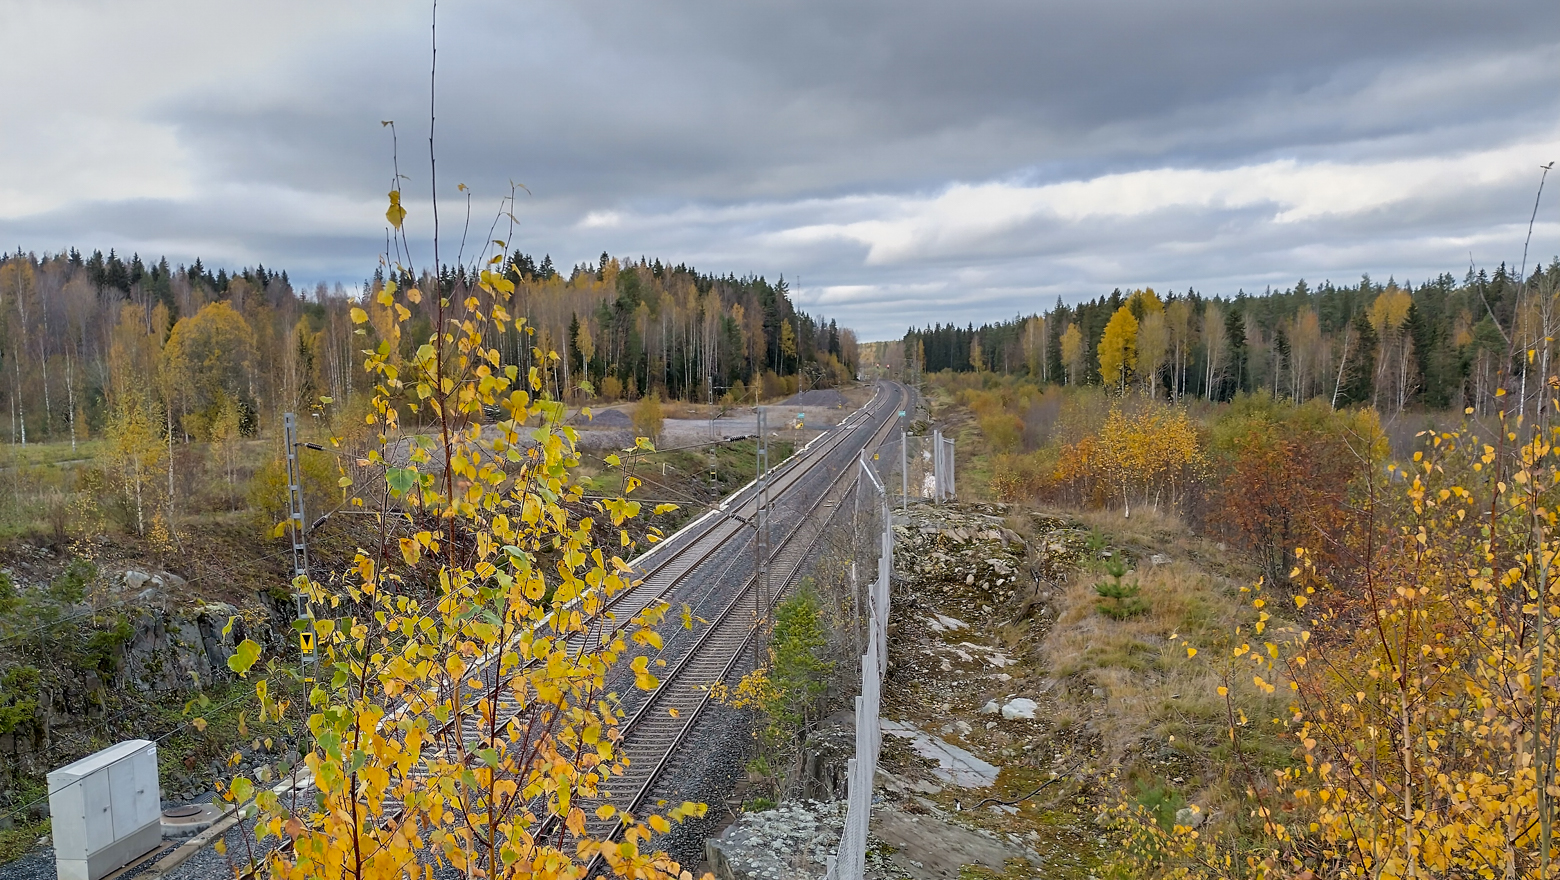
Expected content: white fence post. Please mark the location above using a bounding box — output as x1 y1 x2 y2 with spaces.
935 433 948 499
932 429 943 502
829 454 892 880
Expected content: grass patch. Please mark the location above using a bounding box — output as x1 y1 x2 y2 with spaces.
1046 556 1285 754
575 437 796 534
0 439 110 468
0 818 48 864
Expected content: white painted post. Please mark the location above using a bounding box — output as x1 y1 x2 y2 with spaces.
946 437 955 499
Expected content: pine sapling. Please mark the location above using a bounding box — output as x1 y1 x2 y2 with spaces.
1094 557 1146 619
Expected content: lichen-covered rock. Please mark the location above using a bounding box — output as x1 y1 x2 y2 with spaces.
890 504 1034 613
120 608 214 692
706 801 845 880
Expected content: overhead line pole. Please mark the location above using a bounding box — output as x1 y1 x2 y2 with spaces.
755 406 770 634
899 405 908 511
283 412 322 752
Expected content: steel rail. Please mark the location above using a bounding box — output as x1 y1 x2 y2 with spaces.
259 384 899 871
573 382 907 869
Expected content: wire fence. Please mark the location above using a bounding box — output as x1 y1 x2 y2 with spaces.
827 451 892 880
870 429 956 508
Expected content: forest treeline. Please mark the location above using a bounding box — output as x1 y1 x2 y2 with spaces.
902 259 1560 416
0 247 859 448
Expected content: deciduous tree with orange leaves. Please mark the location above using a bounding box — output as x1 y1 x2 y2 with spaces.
1203 397 1380 588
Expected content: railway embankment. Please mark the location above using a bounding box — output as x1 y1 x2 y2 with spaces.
707 500 1238 879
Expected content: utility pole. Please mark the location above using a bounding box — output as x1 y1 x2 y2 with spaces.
755 406 770 631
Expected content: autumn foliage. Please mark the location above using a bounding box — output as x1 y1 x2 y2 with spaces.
1201 398 1383 586
214 193 708 880
1116 404 1560 878
1050 402 1203 516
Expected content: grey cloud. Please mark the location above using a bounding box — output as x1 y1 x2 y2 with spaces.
163 1 1559 201
5 0 1559 341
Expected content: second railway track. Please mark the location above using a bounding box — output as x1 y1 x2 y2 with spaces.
574 380 910 860
256 381 909 873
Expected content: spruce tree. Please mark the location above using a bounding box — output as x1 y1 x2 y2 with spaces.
1095 558 1146 619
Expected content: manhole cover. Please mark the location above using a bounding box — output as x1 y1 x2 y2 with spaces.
163 806 203 819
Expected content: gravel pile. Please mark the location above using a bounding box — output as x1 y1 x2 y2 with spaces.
570 407 633 426
893 504 1033 613
705 800 845 880
573 428 635 450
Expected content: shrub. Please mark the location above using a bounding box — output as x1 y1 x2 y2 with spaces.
633 391 664 444
80 614 133 674
0 665 40 738
714 581 834 799
48 557 97 605
988 452 1047 502
245 445 341 534
980 412 1025 454
1201 395 1382 585
760 371 789 400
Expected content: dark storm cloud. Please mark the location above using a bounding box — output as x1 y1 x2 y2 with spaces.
169 1 1559 196
3 0 1557 338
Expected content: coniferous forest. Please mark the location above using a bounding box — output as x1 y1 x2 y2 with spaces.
900 260 1560 416
0 247 858 446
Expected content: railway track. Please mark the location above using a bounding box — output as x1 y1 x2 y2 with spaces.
255 382 906 872
575 381 909 862
432 380 896 738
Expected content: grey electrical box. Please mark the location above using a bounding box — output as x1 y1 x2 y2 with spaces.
48 739 163 880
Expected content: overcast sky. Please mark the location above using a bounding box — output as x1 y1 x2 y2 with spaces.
2 0 1557 339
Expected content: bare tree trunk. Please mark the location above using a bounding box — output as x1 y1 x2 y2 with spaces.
38 337 51 435
133 454 144 536
167 395 176 519
15 358 25 447
1332 328 1351 411
66 348 76 453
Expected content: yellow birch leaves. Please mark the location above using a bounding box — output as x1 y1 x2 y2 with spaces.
225 193 706 880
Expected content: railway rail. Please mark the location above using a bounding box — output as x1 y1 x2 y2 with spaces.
579 386 906 861
251 381 908 876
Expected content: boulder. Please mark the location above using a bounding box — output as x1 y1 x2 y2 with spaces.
999 698 1037 721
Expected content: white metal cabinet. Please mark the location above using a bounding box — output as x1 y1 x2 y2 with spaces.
46 768 113 858
48 740 163 880
107 754 159 838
